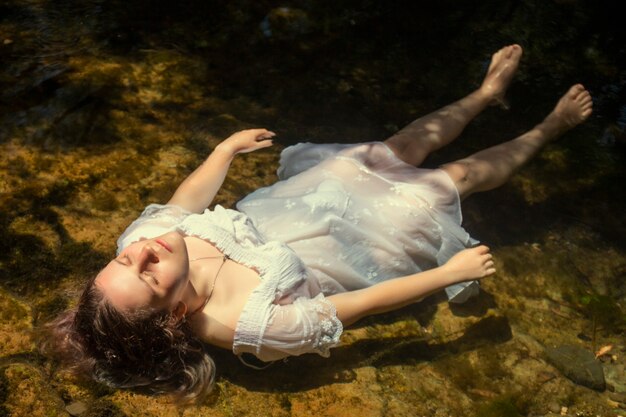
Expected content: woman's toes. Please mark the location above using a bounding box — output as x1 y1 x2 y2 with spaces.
568 84 585 97
505 44 521 58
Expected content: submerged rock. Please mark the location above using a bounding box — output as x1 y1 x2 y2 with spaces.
545 344 605 391
66 401 88 416
604 363 626 393
1 363 65 416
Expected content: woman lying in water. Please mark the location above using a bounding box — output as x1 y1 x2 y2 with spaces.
44 44 592 402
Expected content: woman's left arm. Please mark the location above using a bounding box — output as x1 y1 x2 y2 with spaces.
327 245 496 327
167 129 275 213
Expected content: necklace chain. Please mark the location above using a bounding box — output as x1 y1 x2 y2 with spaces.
188 254 230 316
190 254 227 262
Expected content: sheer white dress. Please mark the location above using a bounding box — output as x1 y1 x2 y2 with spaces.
116 141 479 363
238 141 479 299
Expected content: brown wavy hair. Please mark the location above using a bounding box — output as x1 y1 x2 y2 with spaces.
42 276 215 403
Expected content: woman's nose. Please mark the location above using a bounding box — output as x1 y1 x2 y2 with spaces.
138 245 159 266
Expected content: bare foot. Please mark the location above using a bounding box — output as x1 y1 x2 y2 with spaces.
542 84 593 137
479 44 523 108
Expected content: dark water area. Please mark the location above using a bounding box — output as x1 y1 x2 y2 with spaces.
1 0 625 416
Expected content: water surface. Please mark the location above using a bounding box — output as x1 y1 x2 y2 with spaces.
1 1 625 416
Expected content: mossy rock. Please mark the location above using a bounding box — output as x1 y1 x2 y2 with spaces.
546 344 606 391
1 363 65 417
82 399 126 417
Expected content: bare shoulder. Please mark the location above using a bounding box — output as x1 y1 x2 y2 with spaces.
190 313 236 350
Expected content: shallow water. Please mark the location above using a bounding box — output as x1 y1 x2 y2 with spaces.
1 0 625 416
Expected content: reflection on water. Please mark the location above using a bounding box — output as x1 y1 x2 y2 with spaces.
1 0 625 415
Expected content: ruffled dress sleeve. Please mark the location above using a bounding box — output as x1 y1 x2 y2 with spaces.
237 293 343 362
116 204 192 254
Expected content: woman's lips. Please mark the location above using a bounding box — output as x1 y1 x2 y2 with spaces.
156 239 173 253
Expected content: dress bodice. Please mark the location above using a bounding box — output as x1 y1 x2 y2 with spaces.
117 203 343 361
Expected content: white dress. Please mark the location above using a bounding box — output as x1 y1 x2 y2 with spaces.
237 142 479 299
116 141 479 363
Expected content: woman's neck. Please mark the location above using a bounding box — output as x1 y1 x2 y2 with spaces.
182 261 210 315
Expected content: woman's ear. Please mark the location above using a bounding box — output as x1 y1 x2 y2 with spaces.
172 301 188 321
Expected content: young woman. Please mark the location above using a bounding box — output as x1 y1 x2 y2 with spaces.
45 44 593 402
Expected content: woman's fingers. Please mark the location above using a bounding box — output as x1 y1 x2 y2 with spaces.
256 130 276 140
245 128 271 135
256 138 274 149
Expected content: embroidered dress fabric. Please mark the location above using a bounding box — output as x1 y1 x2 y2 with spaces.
237 141 480 302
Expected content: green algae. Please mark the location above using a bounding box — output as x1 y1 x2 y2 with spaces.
0 290 29 325
82 399 127 417
1 363 65 416
33 295 68 324
0 369 9 417
580 293 625 329
476 395 524 417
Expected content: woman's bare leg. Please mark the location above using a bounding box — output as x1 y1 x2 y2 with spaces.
385 44 523 167
441 84 593 200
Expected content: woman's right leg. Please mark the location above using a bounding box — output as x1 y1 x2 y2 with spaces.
385 44 523 167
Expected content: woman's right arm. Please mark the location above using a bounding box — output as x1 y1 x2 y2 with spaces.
166 129 275 213
327 245 496 327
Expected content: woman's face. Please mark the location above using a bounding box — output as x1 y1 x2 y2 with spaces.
96 231 190 313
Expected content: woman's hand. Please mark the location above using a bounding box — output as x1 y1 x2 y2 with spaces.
443 245 496 283
215 128 276 156
167 128 274 212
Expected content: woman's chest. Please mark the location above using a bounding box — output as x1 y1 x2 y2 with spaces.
185 236 262 346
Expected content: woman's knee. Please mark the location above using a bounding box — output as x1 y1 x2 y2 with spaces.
442 158 508 198
441 161 471 184
441 160 484 199
384 134 433 166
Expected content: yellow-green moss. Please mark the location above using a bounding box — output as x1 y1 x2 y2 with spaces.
2 363 65 417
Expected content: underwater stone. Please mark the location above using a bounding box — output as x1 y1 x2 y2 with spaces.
546 344 605 391
604 363 626 393
609 392 626 403
66 401 88 416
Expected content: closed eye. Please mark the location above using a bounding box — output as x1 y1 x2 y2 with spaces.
141 270 159 285
114 254 131 266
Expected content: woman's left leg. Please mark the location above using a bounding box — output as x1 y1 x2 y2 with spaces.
441 84 593 200
385 44 523 167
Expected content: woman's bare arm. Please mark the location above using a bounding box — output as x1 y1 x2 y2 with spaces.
327 245 495 327
167 129 275 213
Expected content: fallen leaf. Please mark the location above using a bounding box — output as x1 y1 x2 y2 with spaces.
467 388 498 398
537 371 557 383
595 344 613 359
